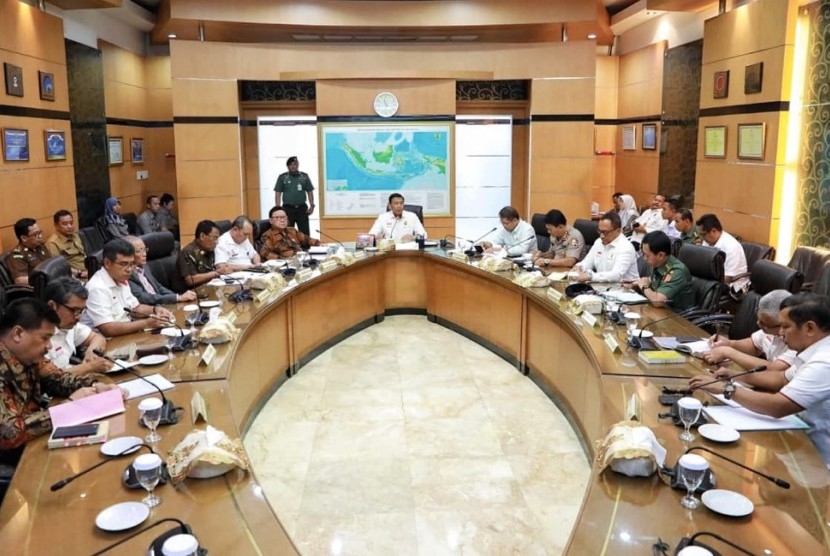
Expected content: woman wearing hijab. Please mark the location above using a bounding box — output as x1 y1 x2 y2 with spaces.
617 194 640 232
104 197 129 239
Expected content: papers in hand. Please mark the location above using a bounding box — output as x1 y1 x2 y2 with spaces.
49 388 125 427
120 373 175 400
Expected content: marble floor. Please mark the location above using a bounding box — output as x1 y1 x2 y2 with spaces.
244 315 591 556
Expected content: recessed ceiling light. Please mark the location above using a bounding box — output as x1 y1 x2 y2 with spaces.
167 33 177 39
588 33 597 39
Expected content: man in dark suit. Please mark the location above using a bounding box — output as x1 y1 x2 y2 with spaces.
126 236 196 305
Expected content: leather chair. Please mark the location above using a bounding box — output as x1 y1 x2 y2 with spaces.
95 215 112 241
813 262 830 297
215 220 232 234
78 226 105 254
254 219 271 250
573 219 599 248
123 212 138 235
740 241 775 271
29 256 72 300
0 253 35 302
141 231 186 293
404 204 424 225
530 213 550 252
787 246 830 291
677 244 726 315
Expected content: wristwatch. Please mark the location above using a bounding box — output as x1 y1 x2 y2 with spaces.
722 382 736 400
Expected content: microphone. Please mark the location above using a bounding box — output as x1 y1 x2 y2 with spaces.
627 306 679 350
123 307 193 350
51 442 155 491
388 217 399 240
471 227 497 246
675 531 756 555
90 517 200 556
689 364 767 392
501 234 536 257
440 234 465 249
221 276 253 302
686 445 790 488
464 227 498 257
93 349 183 426
316 228 346 253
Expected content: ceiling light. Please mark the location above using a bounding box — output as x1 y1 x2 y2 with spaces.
167 33 177 39
588 33 597 39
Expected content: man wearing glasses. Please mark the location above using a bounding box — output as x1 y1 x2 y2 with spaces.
7 218 50 285
259 206 321 260
81 239 174 337
44 277 109 376
571 211 638 283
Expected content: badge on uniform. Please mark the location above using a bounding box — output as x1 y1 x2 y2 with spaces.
297 184 302 191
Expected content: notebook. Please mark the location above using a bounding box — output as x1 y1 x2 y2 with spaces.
48 388 125 428
637 350 686 365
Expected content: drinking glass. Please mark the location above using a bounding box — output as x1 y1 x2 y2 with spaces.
624 312 641 336
677 453 709 509
603 301 619 337
678 397 703 442
139 397 164 443
182 304 199 335
133 453 163 508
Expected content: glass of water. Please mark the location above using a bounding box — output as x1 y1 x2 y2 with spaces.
678 453 709 509
677 397 703 442
139 397 164 443
133 453 163 508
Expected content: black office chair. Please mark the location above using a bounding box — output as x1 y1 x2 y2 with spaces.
813 262 830 296
677 244 726 316
787 246 830 291
78 226 105 255
573 219 599 248
141 231 186 293
404 204 424 225
215 220 232 234
254 219 271 250
0 253 35 302
29 257 72 300
123 212 138 235
530 213 550 252
740 241 775 271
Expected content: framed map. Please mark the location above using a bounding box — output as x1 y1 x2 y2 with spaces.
321 122 452 217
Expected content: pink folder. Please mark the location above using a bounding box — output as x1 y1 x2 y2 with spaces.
48 388 126 428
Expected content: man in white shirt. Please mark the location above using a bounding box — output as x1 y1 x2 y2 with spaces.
691 293 830 466
44 277 109 376
696 213 749 291
369 193 426 242
81 239 174 336
572 211 639 283
629 194 666 245
215 216 261 271
480 206 535 256
661 196 682 240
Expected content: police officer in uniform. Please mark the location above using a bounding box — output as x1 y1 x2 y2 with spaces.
7 218 49 285
630 230 695 312
274 156 315 235
533 209 585 269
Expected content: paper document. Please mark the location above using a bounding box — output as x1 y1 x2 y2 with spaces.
605 290 649 304
704 405 809 431
120 373 175 400
395 241 419 251
49 388 125 427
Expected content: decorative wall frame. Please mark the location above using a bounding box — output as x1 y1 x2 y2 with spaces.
745 62 763 94
3 128 29 161
44 130 66 161
713 70 729 99
4 63 23 97
108 136 123 165
642 123 657 150
703 126 727 158
130 137 144 164
39 71 55 101
622 125 636 150
737 123 765 160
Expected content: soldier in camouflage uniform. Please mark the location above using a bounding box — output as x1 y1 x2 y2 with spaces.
633 231 695 312
674 208 702 245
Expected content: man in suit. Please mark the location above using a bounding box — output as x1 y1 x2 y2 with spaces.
126 236 196 305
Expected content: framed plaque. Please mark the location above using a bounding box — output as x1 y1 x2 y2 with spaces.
108 136 123 165
622 125 636 151
131 137 144 164
4 63 23 97
44 130 66 161
745 62 763 94
737 123 765 160
704 126 726 158
642 123 657 150
39 71 55 101
713 70 729 99
3 128 29 161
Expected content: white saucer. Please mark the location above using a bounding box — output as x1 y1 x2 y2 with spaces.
106 359 138 373
160 327 185 337
100 436 143 457
182 304 200 312
207 278 226 287
138 354 169 366
199 300 221 308
701 489 754 517
95 501 150 532
629 329 654 338
262 259 288 267
365 247 379 252
699 423 740 443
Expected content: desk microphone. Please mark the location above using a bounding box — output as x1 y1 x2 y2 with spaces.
471 227 498 246
501 234 536 257
689 365 767 392
50 442 155 491
674 531 755 555
440 234 465 249
93 349 183 426
464 227 498 257
316 229 347 253
123 307 192 350
91 517 203 556
222 276 253 302
627 305 678 350
686 445 789 489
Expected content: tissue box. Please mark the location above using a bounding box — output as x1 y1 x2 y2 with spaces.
571 294 604 314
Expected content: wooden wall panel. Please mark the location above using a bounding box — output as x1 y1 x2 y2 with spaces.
172 78 241 116
530 78 595 114
700 46 792 110
316 79 455 116
702 0 798 65
383 256 427 309
595 56 619 120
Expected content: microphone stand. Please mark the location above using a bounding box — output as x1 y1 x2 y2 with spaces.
124 307 193 351
94 349 183 426
316 228 347 253
661 365 767 397
675 531 755 556
627 305 678 350
465 227 498 256
501 234 536 258
686 445 790 488
51 443 155 491
222 275 253 303
91 518 202 556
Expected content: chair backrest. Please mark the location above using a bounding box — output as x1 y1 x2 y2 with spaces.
750 259 803 295
787 246 830 289
95 216 112 241
671 238 684 258
78 226 105 254
123 212 138 235
30 256 71 300
728 291 762 340
215 220 232 234
254 219 271 249
573 219 599 249
678 245 726 314
813 262 830 296
741 241 775 271
141 231 185 293
404 204 424 225
0 253 13 288
530 213 550 252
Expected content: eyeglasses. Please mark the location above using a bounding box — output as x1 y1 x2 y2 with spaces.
598 228 618 236
112 260 134 268
59 302 85 316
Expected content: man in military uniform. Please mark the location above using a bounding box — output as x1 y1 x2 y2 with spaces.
274 156 315 235
45 210 87 279
532 209 585 269
259 206 321 260
177 220 230 288
674 208 702 245
631 230 695 312
7 218 49 285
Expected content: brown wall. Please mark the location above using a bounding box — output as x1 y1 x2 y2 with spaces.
0 0 74 251
594 55 618 212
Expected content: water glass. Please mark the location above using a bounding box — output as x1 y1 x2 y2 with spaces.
139 397 164 443
133 453 163 508
182 304 199 334
624 312 641 336
678 397 703 442
678 453 709 509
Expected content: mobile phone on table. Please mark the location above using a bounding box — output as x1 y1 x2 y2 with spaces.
52 423 100 439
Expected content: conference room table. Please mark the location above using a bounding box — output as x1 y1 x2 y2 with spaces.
0 247 827 555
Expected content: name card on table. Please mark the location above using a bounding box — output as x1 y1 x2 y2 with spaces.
353 250 367 261
450 251 469 263
319 259 338 272
200 343 217 366
296 268 313 282
255 288 273 303
225 311 238 325
581 311 599 328
604 334 621 353
546 287 564 303
191 391 209 424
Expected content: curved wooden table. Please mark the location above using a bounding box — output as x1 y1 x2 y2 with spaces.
0 249 827 555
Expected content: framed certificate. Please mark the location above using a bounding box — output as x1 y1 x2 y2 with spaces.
108 136 123 165
131 137 144 164
642 123 657 150
44 130 66 161
622 125 636 151
704 126 726 158
3 128 29 161
737 123 765 160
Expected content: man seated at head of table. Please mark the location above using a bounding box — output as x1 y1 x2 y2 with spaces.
260 205 321 260
215 216 261 272
625 230 694 311
479 206 536 256
691 293 830 466
571 211 639 283
45 209 87 279
0 298 121 454
178 220 230 288
532 209 585 269
80 239 174 337
44 277 109 376
126 236 197 305
700 290 797 388
7 218 50 286
696 213 749 293
369 193 427 243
